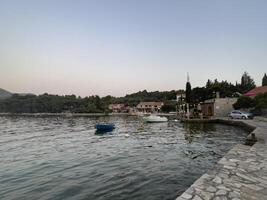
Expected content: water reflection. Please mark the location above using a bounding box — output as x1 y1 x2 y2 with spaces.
183 123 217 143
95 130 115 135
0 116 248 200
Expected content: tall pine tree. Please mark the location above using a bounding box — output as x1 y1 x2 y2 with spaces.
185 73 192 103
240 72 256 93
262 73 267 86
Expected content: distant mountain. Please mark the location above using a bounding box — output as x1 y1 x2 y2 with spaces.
0 88 12 99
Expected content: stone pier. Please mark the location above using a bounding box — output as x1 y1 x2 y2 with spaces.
176 117 267 200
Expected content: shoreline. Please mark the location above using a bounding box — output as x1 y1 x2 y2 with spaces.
176 117 267 200
0 112 177 117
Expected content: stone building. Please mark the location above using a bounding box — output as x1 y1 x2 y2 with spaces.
201 98 237 117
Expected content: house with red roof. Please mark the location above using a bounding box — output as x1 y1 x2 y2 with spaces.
244 86 267 97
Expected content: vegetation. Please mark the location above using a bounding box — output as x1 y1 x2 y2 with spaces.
0 71 263 114
254 93 267 110
112 90 177 106
239 71 256 93
190 79 240 104
233 93 267 114
0 90 178 113
233 96 255 110
185 82 191 103
161 101 177 112
262 73 267 86
0 94 110 113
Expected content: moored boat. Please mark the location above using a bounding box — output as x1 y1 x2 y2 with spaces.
143 115 168 123
95 123 115 132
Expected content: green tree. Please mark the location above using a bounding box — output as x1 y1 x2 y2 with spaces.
240 72 256 93
233 96 255 110
185 81 192 104
191 87 208 103
161 103 176 112
254 93 267 109
262 73 267 86
206 79 212 88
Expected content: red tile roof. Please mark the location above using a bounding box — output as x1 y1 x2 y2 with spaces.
244 86 267 97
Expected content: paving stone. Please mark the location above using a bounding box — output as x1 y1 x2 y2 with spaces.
236 173 258 183
192 195 203 200
176 118 267 200
243 184 263 191
206 186 216 193
197 190 214 200
233 183 242 188
213 196 228 200
217 185 231 191
215 189 227 196
229 191 240 198
229 159 240 162
223 165 235 170
181 193 192 199
213 176 222 184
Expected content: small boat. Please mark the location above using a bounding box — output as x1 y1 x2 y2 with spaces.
95 123 115 132
143 115 168 123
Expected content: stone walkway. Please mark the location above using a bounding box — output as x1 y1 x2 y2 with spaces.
176 117 267 200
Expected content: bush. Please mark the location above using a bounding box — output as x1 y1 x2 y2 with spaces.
161 104 176 113
233 96 255 110
254 93 267 109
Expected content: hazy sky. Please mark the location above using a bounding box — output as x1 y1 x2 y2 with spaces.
0 0 266 97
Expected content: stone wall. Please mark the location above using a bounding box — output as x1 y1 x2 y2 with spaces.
214 98 237 117
176 118 267 200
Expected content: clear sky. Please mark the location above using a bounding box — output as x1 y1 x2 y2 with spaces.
0 0 266 97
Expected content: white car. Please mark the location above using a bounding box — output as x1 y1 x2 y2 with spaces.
228 110 254 119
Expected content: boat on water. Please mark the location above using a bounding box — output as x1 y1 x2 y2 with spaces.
143 115 168 123
95 123 115 132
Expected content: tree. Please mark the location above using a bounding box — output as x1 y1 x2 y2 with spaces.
185 81 192 104
191 87 208 103
206 79 212 88
161 103 176 113
254 92 267 109
233 96 255 110
262 73 267 86
240 72 256 93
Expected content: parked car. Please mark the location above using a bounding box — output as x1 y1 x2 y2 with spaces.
228 110 254 119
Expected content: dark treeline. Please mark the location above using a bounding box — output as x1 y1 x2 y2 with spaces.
0 94 110 113
189 71 256 104
233 93 267 114
0 90 178 113
0 71 265 113
113 90 178 106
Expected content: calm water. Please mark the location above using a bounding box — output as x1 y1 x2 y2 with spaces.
0 116 248 200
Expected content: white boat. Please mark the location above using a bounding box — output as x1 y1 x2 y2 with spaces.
143 115 168 123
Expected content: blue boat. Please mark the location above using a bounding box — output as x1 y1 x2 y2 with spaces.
95 123 115 132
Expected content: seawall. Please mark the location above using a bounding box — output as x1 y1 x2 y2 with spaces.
176 117 267 200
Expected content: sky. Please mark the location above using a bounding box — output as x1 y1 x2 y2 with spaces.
0 0 267 97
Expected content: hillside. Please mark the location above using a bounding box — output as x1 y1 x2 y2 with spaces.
0 88 12 99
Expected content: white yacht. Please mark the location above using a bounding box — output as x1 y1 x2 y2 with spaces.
143 114 168 123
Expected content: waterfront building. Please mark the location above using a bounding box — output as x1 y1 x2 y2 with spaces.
136 102 164 113
200 97 237 117
108 104 127 113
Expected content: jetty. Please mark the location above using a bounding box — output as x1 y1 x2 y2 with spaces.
176 117 267 200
